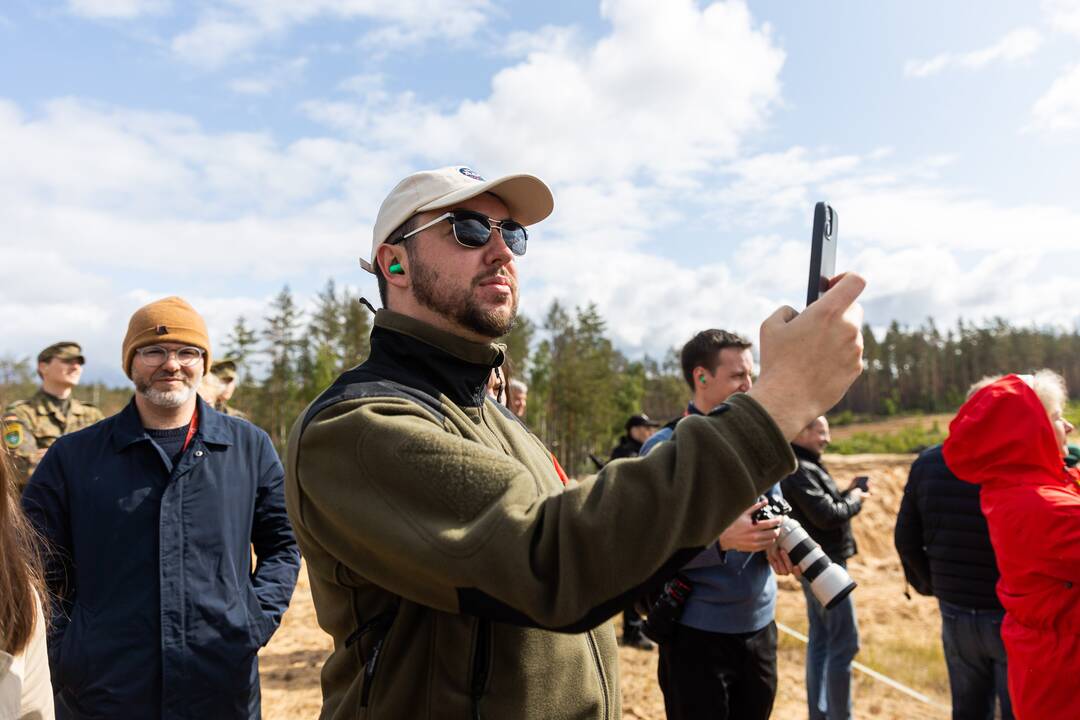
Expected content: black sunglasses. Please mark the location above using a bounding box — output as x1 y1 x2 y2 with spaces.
400 209 528 256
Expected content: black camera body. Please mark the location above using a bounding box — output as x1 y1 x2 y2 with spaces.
640 575 692 645
752 495 793 523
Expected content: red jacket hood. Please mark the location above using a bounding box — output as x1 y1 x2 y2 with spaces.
943 374 1068 488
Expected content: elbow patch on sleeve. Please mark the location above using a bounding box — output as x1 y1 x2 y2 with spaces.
395 434 516 523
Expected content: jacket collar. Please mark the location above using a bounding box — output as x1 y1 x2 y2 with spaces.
792 442 823 465
367 309 506 408
111 394 233 451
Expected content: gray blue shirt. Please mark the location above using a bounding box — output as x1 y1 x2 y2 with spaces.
640 403 780 634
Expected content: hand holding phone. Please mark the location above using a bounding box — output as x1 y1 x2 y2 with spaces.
807 202 838 306
851 475 870 492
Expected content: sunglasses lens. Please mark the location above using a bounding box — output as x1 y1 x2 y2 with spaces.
500 222 527 256
453 217 492 248
450 212 528 255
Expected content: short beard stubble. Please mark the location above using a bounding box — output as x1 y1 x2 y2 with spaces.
409 251 518 338
134 369 202 409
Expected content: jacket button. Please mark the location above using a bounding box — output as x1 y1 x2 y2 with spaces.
194 450 203 457
1066 581 1074 589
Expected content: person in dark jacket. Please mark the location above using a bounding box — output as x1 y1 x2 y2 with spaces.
22 296 300 720
608 413 661 649
781 416 868 720
609 414 660 462
895 443 1013 720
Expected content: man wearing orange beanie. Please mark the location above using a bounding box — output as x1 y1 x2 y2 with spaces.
22 296 300 719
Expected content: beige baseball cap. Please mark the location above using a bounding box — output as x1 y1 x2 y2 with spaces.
361 166 554 273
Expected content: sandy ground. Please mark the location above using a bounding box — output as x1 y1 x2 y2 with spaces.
261 453 953 719
830 415 954 441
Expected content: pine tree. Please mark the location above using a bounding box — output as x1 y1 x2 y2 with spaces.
261 286 305 450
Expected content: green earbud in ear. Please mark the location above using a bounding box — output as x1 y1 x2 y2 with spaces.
389 262 404 275
699 376 707 384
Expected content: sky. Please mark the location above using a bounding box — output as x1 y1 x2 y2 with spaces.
2 0 1079 384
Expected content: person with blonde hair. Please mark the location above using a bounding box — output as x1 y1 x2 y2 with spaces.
0 452 53 719
944 370 1080 719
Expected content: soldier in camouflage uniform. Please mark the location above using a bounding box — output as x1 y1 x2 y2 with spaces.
2 341 104 488
210 358 249 419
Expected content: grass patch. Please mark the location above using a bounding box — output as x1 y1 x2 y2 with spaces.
857 636 949 697
829 422 946 455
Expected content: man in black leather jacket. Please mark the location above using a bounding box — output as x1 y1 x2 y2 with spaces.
781 416 868 720
895 444 1013 720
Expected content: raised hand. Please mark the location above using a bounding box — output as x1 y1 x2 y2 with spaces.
747 273 866 439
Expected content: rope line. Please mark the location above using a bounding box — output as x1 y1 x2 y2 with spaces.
776 621 951 713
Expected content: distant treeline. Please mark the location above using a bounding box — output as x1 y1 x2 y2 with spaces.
5 283 1080 474
837 318 1080 417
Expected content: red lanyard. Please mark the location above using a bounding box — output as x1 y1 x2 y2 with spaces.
181 408 200 454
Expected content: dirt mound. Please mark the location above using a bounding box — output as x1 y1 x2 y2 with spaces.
260 454 951 719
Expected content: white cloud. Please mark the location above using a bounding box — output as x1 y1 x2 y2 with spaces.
0 96 396 379
703 147 863 228
229 56 309 95
904 27 1042 77
1029 63 1080 132
9 0 1080 379
304 0 784 188
1044 0 1080 38
171 0 493 68
67 0 170 20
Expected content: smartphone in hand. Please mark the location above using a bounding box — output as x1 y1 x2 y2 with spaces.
852 475 869 491
807 202 838 306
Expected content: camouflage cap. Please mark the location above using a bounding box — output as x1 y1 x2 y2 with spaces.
211 358 239 382
38 341 85 365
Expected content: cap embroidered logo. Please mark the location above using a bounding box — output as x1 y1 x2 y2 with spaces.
458 167 485 181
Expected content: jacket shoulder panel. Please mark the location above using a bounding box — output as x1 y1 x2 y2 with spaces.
303 373 446 433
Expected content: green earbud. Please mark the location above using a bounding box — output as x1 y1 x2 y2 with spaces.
699 376 707 384
389 262 404 275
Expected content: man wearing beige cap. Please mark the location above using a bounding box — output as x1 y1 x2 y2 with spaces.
22 296 300 719
286 166 868 719
3 341 104 489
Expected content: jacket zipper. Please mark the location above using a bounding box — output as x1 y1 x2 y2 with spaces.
346 609 396 708
470 619 492 720
585 630 610 720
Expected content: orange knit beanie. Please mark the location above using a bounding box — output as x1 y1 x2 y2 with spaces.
122 296 212 378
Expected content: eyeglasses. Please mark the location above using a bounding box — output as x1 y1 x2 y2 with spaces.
134 345 205 367
399 209 528 256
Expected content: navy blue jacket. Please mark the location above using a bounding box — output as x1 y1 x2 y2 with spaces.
894 444 1002 609
22 397 300 719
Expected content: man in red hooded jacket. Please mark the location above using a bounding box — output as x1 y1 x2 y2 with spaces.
943 372 1080 720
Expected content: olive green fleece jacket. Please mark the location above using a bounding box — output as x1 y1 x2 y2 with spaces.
285 309 797 719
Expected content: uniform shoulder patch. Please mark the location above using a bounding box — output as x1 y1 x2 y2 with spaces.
3 416 24 450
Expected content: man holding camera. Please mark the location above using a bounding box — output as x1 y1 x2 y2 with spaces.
782 416 868 720
640 329 797 720
284 165 867 719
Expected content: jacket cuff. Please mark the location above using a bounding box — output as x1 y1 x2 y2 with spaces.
719 393 798 496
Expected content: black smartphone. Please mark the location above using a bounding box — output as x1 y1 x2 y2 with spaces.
853 475 869 491
807 202 838 306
